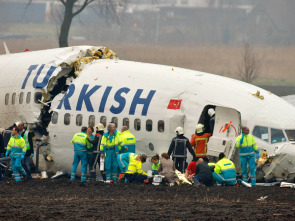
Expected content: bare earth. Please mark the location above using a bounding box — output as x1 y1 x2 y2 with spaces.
0 178 294 220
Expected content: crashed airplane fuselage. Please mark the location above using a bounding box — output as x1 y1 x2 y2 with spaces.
0 45 295 182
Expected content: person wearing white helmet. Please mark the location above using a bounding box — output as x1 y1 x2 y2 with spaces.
190 123 212 162
86 123 106 180
168 127 196 173
208 108 215 134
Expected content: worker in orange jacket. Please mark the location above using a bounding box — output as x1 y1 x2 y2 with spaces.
190 124 211 162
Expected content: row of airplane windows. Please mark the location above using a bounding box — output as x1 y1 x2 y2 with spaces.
51 112 165 132
4 92 42 105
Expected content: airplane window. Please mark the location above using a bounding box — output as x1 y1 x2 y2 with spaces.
112 117 118 128
52 112 58 124
158 120 165 132
34 92 42 104
19 92 24 104
26 92 31 104
64 113 71 126
134 119 141 131
271 128 286 144
285 130 295 141
89 115 95 127
123 118 129 128
76 114 83 126
100 116 107 127
146 119 152 132
5 93 9 105
12 93 16 105
253 126 269 142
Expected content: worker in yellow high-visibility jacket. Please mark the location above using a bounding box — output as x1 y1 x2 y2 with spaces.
125 155 147 183
100 123 120 183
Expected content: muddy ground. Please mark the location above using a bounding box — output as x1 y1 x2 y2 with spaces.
0 178 294 220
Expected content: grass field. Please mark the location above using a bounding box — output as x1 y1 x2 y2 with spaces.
1 39 295 85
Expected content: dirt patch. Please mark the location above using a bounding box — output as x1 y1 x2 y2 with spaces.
0 178 294 220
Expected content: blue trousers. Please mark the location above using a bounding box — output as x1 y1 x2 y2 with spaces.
105 149 118 181
86 152 93 177
71 151 87 182
240 155 256 185
212 172 236 185
11 156 26 182
23 156 32 179
117 153 130 174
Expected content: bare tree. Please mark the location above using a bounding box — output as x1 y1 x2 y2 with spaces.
237 41 261 83
27 0 127 47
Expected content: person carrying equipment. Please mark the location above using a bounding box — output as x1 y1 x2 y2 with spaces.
6 126 27 182
125 155 147 183
235 126 259 186
168 127 196 173
100 123 120 183
70 126 89 183
86 126 95 179
190 124 211 162
212 153 236 186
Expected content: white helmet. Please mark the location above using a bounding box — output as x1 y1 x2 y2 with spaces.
96 123 105 131
208 108 215 117
175 127 184 135
195 124 204 133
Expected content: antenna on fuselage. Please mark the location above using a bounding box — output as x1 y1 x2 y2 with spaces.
3 42 10 54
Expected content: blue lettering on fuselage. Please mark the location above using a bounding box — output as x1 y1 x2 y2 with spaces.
22 64 156 116
57 84 156 116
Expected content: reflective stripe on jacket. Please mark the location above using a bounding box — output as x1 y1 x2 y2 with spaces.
235 134 258 157
214 157 236 182
7 135 26 155
190 133 211 157
23 130 31 150
120 130 136 151
126 160 147 175
152 160 160 170
100 132 120 155
71 132 88 151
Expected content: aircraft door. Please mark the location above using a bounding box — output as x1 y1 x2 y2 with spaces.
206 106 241 159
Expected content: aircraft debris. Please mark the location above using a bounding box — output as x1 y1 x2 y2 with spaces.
252 90 264 99
257 196 268 201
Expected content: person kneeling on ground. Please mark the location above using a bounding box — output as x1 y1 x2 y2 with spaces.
125 155 147 183
193 158 213 186
151 153 160 175
212 153 237 186
158 153 178 185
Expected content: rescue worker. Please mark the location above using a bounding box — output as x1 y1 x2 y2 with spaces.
0 128 5 181
190 124 211 162
236 126 259 186
86 126 94 179
168 127 196 173
151 154 160 174
87 123 105 180
120 126 136 153
125 154 148 183
192 158 213 186
18 123 34 180
6 127 27 182
70 126 89 182
117 152 137 174
212 153 237 186
208 108 215 134
100 123 120 183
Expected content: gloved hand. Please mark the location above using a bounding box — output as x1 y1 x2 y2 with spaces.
21 155 25 160
31 153 34 158
5 150 11 157
239 133 245 144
